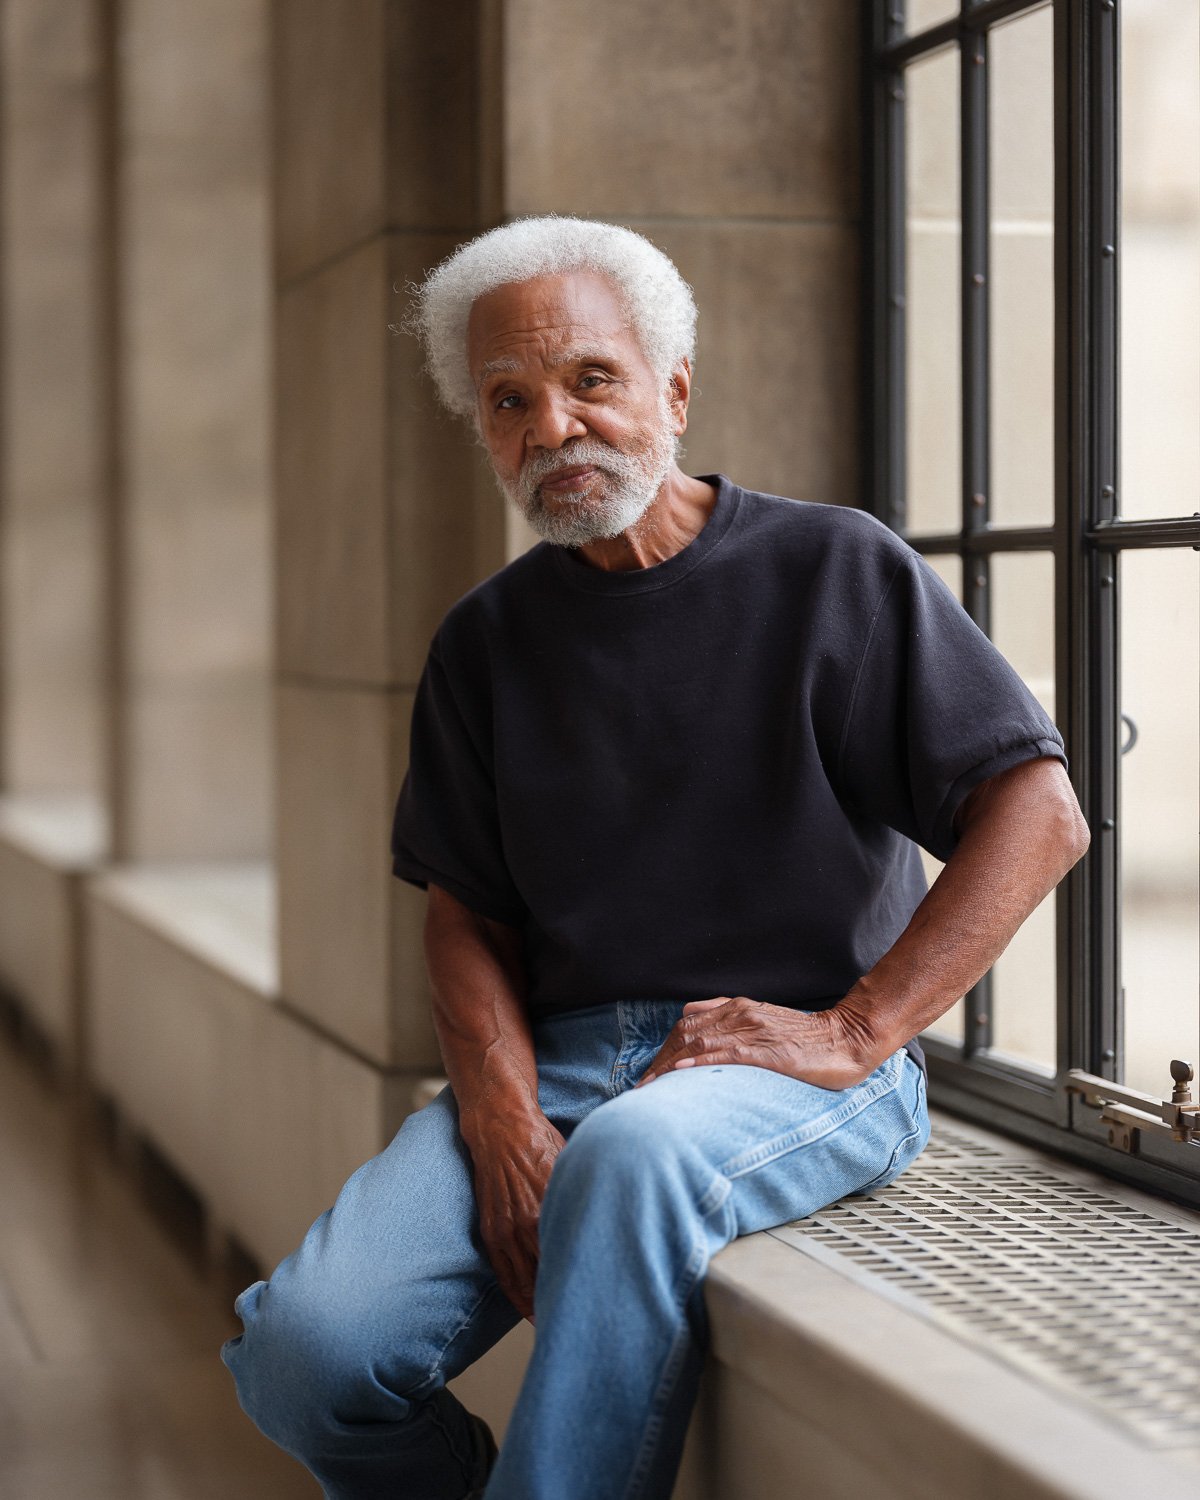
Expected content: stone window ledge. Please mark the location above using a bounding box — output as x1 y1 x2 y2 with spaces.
89 862 278 998
0 791 108 871
691 1104 1199 1500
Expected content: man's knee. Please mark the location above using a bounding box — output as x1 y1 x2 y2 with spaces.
221 1261 418 1456
545 1084 719 1223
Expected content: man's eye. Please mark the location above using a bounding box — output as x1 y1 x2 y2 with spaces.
496 393 522 411
577 374 605 390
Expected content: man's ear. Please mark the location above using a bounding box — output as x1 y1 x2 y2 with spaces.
667 357 692 435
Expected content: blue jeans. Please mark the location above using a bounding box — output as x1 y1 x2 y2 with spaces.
221 1000 929 1500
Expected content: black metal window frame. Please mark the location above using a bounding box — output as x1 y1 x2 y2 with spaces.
864 0 1200 1206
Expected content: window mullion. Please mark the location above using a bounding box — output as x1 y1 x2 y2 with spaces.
961 20 993 1058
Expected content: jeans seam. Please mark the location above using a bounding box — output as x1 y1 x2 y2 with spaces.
718 1053 905 1180
621 1183 733 1500
856 1120 924 1193
406 1280 505 1401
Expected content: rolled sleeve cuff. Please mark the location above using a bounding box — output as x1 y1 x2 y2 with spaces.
931 734 1068 864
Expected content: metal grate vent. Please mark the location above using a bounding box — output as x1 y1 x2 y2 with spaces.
772 1121 1200 1450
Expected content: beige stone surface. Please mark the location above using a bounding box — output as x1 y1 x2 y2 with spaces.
277 233 503 685
705 1229 1195 1499
86 871 411 1271
3 506 105 790
275 2 497 284
0 792 106 1064
0 0 106 797
384 4 500 233
643 221 860 505
504 0 859 221
277 682 439 1069
129 501 271 682
0 843 82 1059
116 0 272 861
273 0 387 284
126 678 272 862
275 237 389 681
87 892 233 1206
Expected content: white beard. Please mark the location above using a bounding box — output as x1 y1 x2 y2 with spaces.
493 405 678 549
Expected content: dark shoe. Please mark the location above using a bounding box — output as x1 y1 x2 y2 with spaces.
463 1411 498 1498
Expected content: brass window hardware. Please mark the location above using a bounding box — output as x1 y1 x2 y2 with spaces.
1063 1061 1200 1154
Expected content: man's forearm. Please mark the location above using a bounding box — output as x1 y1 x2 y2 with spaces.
424 883 541 1142
837 757 1091 1066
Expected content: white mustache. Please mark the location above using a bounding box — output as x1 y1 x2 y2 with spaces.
519 441 639 496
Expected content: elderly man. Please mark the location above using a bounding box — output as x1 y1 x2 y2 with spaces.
222 217 1090 1500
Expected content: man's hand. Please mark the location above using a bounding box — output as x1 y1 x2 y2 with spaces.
462 1108 565 1322
635 996 879 1093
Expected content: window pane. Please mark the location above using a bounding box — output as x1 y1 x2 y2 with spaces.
1119 548 1200 1099
1119 0 1200 521
989 6 1055 530
907 0 960 33
906 45 961 536
988 552 1058 1071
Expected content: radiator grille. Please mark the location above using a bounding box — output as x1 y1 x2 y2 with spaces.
772 1121 1200 1450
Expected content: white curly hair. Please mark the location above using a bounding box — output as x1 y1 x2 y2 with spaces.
406 216 698 422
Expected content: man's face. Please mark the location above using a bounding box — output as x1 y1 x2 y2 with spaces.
466 271 683 547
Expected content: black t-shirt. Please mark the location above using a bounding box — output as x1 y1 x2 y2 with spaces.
391 474 1068 1079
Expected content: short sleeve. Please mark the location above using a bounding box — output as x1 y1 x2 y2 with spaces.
390 644 527 924
836 549 1067 863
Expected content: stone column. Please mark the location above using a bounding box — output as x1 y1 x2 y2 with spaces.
0 0 107 796
273 2 505 1068
113 0 272 862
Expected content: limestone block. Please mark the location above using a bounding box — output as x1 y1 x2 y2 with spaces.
273 0 387 283
0 843 80 1058
128 500 270 682
86 890 235 1206
274 1 497 283
0 794 106 1065
504 0 859 221
1 0 104 512
1 0 107 798
84 866 412 1272
277 682 439 1069
121 160 269 530
384 3 501 232
115 0 272 863
4 681 104 799
2 505 105 791
219 997 411 1271
277 233 502 685
126 678 272 863
641 221 860 505
275 238 389 681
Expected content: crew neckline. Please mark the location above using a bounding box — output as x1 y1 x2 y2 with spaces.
548 473 741 595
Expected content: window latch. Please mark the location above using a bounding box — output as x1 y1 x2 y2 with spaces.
1063 1060 1200 1154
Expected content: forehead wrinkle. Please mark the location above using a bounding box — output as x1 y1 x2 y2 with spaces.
474 341 626 393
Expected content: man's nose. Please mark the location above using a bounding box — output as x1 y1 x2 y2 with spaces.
525 390 587 450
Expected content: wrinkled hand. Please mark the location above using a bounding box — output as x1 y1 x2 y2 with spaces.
465 1110 565 1323
635 997 879 1093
